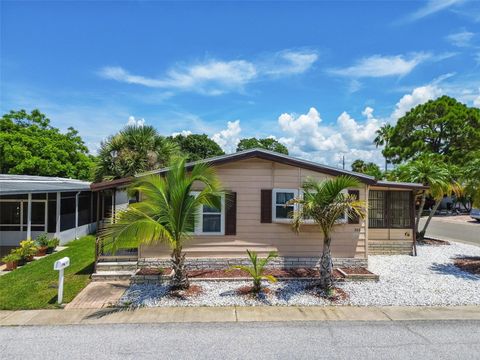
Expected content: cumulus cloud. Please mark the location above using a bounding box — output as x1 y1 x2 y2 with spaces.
390 85 442 120
446 30 475 47
329 53 430 78
211 120 242 153
337 107 381 144
99 49 318 95
126 116 145 127
171 130 192 137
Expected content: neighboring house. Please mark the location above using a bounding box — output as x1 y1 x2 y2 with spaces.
91 149 427 269
0 175 97 249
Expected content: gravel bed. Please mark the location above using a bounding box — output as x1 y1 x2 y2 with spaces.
119 241 480 307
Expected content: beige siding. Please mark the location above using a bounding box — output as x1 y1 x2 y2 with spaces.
141 158 367 260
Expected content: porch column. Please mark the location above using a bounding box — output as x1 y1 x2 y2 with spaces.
75 191 80 239
26 193 32 240
55 192 61 237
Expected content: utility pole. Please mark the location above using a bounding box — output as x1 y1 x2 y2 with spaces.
342 155 345 170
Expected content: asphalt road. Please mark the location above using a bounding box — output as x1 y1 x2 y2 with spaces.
420 217 480 247
1 321 479 359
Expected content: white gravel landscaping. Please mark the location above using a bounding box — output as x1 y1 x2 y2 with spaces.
119 241 480 307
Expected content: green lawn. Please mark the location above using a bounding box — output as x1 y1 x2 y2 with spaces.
0 235 95 310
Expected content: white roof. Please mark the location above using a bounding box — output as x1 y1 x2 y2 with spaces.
0 174 91 195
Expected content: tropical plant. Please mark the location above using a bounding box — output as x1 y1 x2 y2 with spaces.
46 238 60 253
290 176 366 291
17 240 38 260
167 134 224 162
373 123 394 172
0 109 94 180
1 252 21 264
236 137 289 155
394 155 452 241
35 233 50 247
99 157 223 289
95 124 178 181
230 250 278 293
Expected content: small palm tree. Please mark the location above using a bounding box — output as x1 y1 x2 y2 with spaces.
291 176 366 291
99 157 222 289
373 123 394 172
231 250 278 293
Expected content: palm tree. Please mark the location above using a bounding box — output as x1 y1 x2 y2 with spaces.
290 176 366 291
395 156 451 241
373 124 394 172
99 157 223 289
231 250 278 293
95 124 178 182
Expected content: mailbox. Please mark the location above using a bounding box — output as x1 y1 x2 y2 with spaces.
53 257 70 304
54 257 70 270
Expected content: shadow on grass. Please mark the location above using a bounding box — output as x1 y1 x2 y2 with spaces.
75 262 95 275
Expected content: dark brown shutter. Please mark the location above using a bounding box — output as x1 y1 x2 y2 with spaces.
348 189 360 224
225 192 237 235
260 189 272 223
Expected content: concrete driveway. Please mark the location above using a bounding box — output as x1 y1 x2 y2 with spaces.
420 215 480 247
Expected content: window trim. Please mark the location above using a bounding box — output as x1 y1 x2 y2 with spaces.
272 189 298 223
190 191 225 235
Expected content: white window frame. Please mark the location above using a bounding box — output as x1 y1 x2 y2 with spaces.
299 189 348 224
272 189 298 223
190 191 225 235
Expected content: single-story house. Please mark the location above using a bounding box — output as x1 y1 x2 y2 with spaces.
0 175 98 252
91 149 427 269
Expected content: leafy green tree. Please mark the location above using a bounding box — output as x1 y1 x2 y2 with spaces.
99 157 223 289
394 155 452 241
0 109 94 180
373 123 394 172
168 134 224 162
95 125 177 182
291 176 366 291
351 159 383 179
384 96 480 165
460 151 480 209
236 137 289 154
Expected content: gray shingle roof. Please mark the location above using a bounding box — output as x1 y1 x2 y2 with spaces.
0 174 91 195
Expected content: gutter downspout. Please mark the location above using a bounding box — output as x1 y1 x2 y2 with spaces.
75 191 81 240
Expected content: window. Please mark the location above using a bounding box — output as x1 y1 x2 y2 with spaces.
369 190 411 229
190 192 225 235
272 189 298 221
0 198 47 232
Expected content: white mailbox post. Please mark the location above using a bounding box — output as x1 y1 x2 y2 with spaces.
54 257 70 304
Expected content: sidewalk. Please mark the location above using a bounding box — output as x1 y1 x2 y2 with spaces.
1 305 480 326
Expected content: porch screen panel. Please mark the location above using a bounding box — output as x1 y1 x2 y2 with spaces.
389 191 411 228
368 190 386 228
22 202 46 231
0 201 21 231
60 193 76 231
78 192 92 226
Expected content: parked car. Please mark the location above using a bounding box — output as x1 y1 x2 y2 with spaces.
470 209 480 222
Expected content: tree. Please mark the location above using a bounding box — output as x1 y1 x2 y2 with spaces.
290 176 365 291
351 159 383 179
231 250 278 293
373 123 394 172
394 155 452 242
384 96 480 166
0 109 94 180
168 134 224 162
460 151 480 209
236 137 289 154
95 125 177 182
99 157 223 289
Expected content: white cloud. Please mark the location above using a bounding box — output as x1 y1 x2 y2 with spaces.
171 130 192 137
99 49 318 95
337 107 381 144
126 116 145 127
211 120 242 153
330 53 430 78
390 85 442 120
474 95 480 108
446 30 475 47
407 0 465 22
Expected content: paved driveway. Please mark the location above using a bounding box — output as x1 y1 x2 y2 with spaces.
1 321 479 359
420 216 480 247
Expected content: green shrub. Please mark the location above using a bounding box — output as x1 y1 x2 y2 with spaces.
231 250 278 293
35 233 50 247
18 240 38 259
47 238 60 249
2 252 21 263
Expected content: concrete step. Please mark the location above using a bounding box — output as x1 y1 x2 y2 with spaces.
96 261 138 271
91 270 135 282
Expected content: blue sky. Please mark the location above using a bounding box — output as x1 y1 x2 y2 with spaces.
1 0 479 168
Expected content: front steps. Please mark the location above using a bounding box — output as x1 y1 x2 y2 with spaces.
92 261 137 281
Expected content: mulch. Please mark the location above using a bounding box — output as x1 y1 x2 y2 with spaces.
187 268 344 279
454 257 480 275
339 267 374 275
168 284 203 299
136 268 172 276
305 284 349 302
419 238 450 246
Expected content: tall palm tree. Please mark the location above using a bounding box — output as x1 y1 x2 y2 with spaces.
95 124 178 182
373 124 394 172
395 156 451 241
290 176 366 291
99 157 223 289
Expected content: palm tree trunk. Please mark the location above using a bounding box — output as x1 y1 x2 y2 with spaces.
171 247 189 290
419 198 441 240
415 192 426 237
319 236 333 291
384 157 388 173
